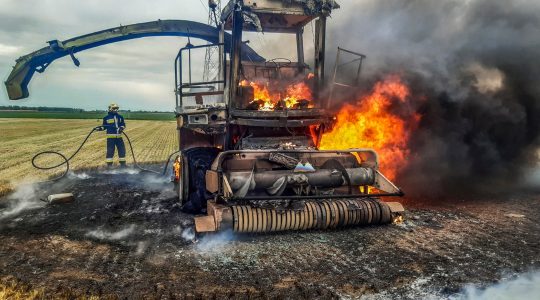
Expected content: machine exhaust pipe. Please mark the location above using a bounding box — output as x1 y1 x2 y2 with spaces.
226 167 375 190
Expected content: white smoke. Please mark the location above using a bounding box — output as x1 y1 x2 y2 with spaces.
361 272 540 299
71 172 91 179
460 272 540 300
521 165 540 188
0 184 44 219
195 229 236 253
85 225 136 240
181 227 195 241
135 241 149 256
104 168 140 175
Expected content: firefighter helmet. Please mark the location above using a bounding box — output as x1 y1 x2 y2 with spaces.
108 102 119 112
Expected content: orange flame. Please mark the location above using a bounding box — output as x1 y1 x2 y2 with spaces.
250 81 277 111
319 76 420 182
393 214 403 225
284 82 314 109
173 158 181 182
240 79 313 111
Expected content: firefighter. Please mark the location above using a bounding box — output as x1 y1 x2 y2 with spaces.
95 102 127 167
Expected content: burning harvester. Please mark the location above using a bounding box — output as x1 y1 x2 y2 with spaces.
3 0 406 234
174 0 405 233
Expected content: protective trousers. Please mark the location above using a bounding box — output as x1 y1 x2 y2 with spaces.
106 137 126 166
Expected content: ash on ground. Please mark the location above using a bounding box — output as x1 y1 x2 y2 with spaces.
0 169 539 299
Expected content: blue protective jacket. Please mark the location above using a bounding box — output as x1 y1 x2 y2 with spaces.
102 112 126 138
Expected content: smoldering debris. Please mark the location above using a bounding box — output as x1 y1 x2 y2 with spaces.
181 227 195 242
70 172 92 180
86 225 136 240
0 167 539 298
181 227 237 250
195 229 236 253
0 183 44 220
107 169 172 192
104 168 140 175
135 241 150 256
0 170 195 254
324 0 540 194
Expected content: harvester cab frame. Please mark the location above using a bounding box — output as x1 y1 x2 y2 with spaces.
172 0 406 233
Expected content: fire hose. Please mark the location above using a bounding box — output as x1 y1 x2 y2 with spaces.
31 126 180 182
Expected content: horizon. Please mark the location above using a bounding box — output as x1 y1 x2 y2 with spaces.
0 104 174 113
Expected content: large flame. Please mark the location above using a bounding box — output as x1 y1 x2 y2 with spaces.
239 77 314 111
319 76 420 182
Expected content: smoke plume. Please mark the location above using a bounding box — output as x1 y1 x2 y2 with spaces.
85 225 136 240
0 183 44 220
462 271 540 300
327 0 540 194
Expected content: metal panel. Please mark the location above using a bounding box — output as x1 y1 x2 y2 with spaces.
373 170 401 194
386 202 405 213
194 216 216 232
327 47 366 109
206 170 219 193
229 108 326 118
231 118 324 127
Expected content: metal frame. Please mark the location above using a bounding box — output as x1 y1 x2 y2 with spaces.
203 0 222 83
175 43 227 108
327 47 366 109
225 193 403 201
225 7 323 108
214 149 404 200
220 0 319 33
313 16 327 103
253 66 277 79
228 6 243 109
5 19 264 100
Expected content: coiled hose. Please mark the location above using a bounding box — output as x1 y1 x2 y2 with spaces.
31 126 180 182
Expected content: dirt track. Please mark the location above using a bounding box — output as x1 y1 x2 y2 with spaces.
0 169 539 299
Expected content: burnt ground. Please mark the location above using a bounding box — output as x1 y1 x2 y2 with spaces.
0 168 539 299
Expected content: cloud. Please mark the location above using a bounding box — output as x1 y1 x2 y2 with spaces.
0 0 210 111
2 0 539 116
0 43 22 56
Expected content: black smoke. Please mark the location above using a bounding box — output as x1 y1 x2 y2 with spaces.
326 0 540 194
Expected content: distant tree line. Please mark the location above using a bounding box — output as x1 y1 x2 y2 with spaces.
0 106 171 113
0 105 85 112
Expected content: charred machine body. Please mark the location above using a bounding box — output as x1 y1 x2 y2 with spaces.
174 0 405 233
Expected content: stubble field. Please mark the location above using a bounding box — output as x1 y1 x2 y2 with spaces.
1 119 540 299
0 118 178 196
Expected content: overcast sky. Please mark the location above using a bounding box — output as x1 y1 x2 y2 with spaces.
2 0 538 112
0 0 358 111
